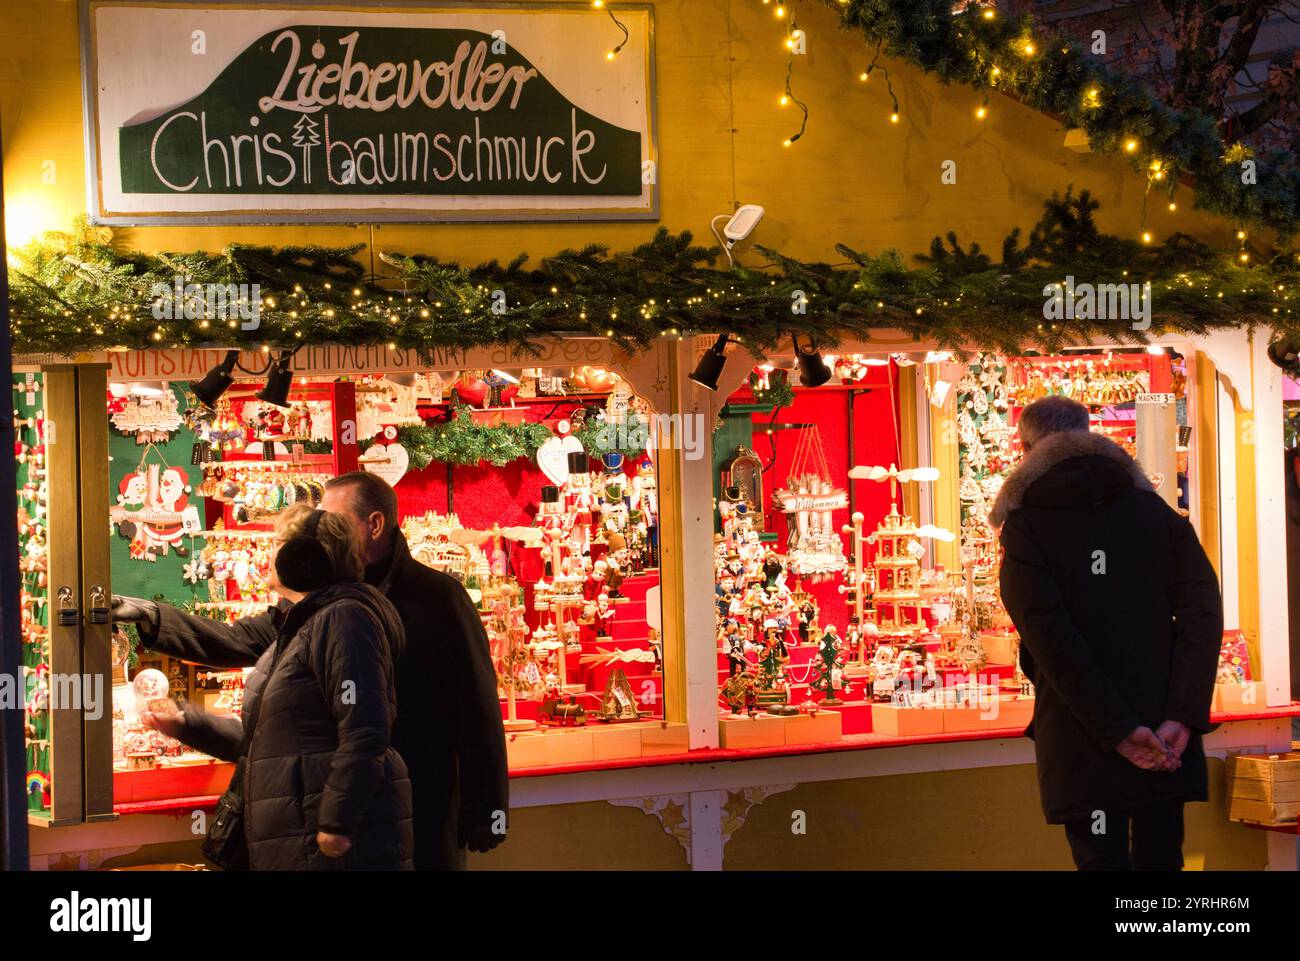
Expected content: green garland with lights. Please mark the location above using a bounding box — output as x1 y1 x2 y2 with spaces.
814 0 1299 238
573 411 653 462
7 189 1298 358
749 370 796 411
361 410 555 468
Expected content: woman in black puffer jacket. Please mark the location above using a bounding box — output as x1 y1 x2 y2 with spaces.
141 503 413 870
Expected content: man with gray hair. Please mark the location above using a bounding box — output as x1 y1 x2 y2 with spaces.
991 394 1221 870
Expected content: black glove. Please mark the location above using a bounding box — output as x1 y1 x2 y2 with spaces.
111 595 160 631
459 822 506 855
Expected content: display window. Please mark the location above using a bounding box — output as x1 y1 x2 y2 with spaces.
710 346 1263 748
14 351 679 815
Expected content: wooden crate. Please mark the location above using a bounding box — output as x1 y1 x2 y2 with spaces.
871 704 944 737
718 714 787 749
1226 752 1300 825
784 709 842 745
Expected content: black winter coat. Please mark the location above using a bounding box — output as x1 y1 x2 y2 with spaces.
990 430 1223 824
161 583 413 870
147 532 507 870
365 533 508 870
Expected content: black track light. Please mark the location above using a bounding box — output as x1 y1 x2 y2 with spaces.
793 335 832 387
192 350 238 409
1267 335 1300 371
689 334 732 391
256 351 296 407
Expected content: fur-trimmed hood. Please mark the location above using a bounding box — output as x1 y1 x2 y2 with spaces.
989 429 1154 528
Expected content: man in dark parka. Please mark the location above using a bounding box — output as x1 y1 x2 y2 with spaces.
322 472 508 869
991 396 1222 871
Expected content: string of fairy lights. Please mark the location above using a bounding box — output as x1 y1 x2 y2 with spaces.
7 1 1298 358
739 0 1286 255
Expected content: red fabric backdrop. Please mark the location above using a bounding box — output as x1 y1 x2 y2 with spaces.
734 364 901 633
391 400 649 596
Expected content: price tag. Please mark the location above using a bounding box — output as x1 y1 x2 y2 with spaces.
181 506 202 533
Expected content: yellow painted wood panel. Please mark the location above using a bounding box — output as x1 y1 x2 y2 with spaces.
723 758 1266 871
2 1 1242 275
1235 376 1262 674
929 365 961 572
1193 351 1221 576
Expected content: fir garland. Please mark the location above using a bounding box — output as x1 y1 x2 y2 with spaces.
749 370 796 411
363 410 554 468
8 190 1298 358
818 0 1300 238
573 411 653 462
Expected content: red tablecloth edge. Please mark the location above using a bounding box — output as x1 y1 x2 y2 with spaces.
113 795 225 817
113 703 1300 814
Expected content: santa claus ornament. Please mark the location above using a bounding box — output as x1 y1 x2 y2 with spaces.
110 452 201 562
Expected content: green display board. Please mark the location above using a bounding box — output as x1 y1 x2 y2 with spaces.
118 25 642 198
107 383 207 605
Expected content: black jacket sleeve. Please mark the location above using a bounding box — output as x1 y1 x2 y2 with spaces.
311 601 397 836
177 707 244 762
444 581 509 832
1163 513 1224 732
999 511 1143 751
144 604 278 668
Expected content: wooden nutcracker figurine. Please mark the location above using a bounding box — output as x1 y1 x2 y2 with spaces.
722 619 748 678
563 451 596 557
537 484 571 577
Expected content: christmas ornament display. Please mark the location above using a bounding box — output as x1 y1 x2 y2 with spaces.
14 374 53 813
109 383 184 444
773 425 848 582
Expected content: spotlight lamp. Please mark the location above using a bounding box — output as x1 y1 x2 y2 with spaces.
1267 334 1300 371
256 350 298 408
191 350 239 409
792 334 832 387
689 334 735 391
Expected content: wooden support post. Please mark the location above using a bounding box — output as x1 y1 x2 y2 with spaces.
76 365 115 822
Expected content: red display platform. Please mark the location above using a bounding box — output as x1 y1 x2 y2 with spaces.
114 759 235 805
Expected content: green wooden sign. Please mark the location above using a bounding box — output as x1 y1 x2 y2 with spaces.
85 3 657 223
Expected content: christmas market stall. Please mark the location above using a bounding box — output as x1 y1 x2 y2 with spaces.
4 0 1299 870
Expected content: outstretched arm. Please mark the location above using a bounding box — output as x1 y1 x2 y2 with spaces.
116 596 278 668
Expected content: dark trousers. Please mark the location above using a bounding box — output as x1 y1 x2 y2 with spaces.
1062 799 1185 871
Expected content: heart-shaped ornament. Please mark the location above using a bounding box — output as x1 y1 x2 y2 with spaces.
537 433 586 485
364 442 410 487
